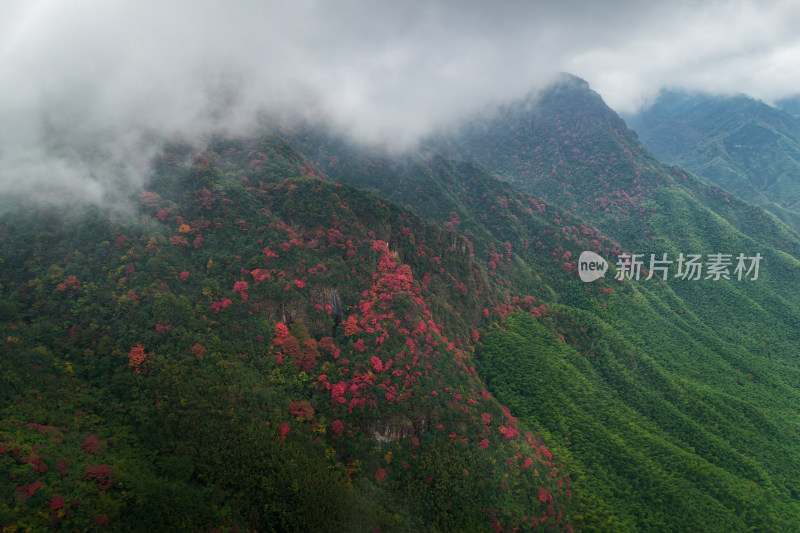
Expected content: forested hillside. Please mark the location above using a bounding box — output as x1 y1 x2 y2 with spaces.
280 76 800 530
2 75 800 531
0 143 577 531
624 89 800 229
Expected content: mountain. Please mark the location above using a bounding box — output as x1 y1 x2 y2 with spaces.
2 76 800 531
283 75 800 529
1 139 582 531
776 94 800 118
623 89 800 228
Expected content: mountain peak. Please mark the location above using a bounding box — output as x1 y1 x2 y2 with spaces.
626 89 800 215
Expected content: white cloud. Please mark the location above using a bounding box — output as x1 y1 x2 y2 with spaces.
1 0 799 204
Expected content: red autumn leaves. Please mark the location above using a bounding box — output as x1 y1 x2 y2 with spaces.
128 344 147 373
211 297 233 313
233 280 249 300
273 322 324 372
85 464 114 490
289 401 314 421
15 481 43 502
81 435 100 455
56 275 81 293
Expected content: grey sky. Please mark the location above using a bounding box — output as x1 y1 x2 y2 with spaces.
1 0 799 204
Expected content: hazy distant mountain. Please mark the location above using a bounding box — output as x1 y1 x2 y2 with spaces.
624 90 800 228
777 94 800 117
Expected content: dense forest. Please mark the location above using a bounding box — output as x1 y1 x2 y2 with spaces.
624 89 800 231
2 75 800 531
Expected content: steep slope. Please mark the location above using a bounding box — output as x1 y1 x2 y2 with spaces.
0 148 575 531
427 78 800 531
273 84 800 530
409 74 800 355
4 78 800 531
625 90 800 222
431 75 800 253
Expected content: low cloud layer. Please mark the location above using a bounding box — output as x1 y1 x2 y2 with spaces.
1 0 799 205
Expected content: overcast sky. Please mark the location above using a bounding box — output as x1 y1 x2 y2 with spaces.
1 0 799 205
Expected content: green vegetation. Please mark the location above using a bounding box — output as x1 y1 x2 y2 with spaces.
479 310 800 531
3 75 800 531
625 89 800 229
0 149 574 531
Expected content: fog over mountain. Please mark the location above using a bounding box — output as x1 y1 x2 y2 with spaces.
2 0 800 204
6 3 800 531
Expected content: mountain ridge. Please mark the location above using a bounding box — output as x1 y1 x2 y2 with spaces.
624 89 800 227
3 75 800 531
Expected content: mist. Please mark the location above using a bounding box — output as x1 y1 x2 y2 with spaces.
2 0 799 207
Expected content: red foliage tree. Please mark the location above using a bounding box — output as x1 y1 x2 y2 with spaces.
210 298 233 313
82 434 100 455
85 464 114 490
289 401 315 421
278 423 291 441
16 481 43 502
55 458 69 476
50 495 65 510
169 235 189 247
128 344 147 374
191 343 206 360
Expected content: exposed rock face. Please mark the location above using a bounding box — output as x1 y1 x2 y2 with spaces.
365 417 429 443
